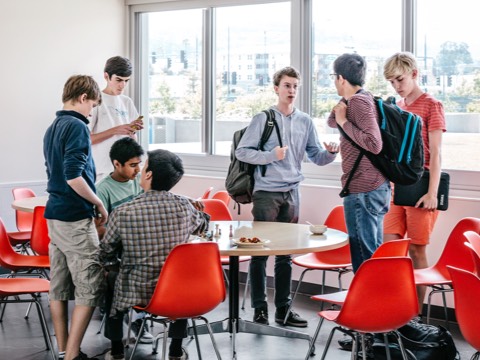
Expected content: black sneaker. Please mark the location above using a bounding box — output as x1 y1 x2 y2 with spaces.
338 333 374 352
275 307 308 328
253 308 269 325
338 335 353 351
72 351 99 360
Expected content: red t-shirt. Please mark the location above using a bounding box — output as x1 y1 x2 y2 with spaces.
397 93 446 168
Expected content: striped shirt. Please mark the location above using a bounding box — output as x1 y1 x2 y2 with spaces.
328 90 386 193
397 93 446 168
97 190 209 314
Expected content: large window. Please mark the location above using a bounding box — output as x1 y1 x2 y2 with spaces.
141 9 204 154
310 0 402 163
215 3 290 156
132 0 480 175
417 0 480 170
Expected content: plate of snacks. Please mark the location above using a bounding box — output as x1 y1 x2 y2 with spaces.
233 237 271 247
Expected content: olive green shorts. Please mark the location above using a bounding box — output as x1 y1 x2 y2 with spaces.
47 218 105 307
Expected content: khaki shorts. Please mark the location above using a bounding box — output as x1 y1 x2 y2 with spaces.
47 218 105 307
383 202 439 245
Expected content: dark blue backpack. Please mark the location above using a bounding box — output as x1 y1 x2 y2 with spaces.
339 95 424 197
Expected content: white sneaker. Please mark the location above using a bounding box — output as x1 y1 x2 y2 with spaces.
104 350 125 360
131 319 154 344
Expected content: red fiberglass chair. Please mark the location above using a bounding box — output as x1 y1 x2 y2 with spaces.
464 230 480 276
447 266 480 360
0 218 50 279
309 239 410 328
128 242 226 360
8 187 36 253
211 190 231 207
199 186 214 200
413 217 480 325
0 217 50 321
284 205 350 323
0 277 55 360
12 188 36 232
30 206 50 256
305 257 418 360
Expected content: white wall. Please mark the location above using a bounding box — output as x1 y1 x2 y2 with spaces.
0 0 127 184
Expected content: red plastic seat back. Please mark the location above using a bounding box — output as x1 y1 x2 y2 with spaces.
336 257 418 333
464 231 480 276
202 199 233 221
30 206 50 256
324 205 347 233
0 218 22 268
200 186 214 199
305 205 350 264
447 266 480 351
211 191 231 206
12 188 36 232
436 217 480 277
143 242 226 319
372 239 410 258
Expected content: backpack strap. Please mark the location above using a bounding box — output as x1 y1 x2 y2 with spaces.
337 124 366 198
258 109 282 177
339 151 364 198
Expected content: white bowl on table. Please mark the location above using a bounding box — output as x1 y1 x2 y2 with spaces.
309 224 328 235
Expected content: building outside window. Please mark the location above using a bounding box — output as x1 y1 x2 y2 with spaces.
132 0 480 174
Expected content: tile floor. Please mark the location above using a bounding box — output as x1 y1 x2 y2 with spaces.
0 285 475 360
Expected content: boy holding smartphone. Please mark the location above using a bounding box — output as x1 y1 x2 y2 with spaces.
89 56 144 181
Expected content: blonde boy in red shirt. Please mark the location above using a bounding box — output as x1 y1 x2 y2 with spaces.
383 52 446 313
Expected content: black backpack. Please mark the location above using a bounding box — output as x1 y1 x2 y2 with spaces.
339 94 425 197
372 321 460 360
225 109 282 206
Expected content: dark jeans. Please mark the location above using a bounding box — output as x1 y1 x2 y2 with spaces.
249 189 299 310
343 181 391 272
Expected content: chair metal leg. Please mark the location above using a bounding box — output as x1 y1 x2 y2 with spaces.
0 297 8 321
391 330 410 360
426 285 452 327
198 316 222 360
24 302 32 319
383 333 392 360
320 326 345 360
161 325 169 360
97 312 107 334
284 269 312 324
360 334 367 360
222 268 229 287
33 297 56 360
305 317 324 360
191 319 203 360
241 265 250 310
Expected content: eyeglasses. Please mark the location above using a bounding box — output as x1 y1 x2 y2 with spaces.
329 73 338 80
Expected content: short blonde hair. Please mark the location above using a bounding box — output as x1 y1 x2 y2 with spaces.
383 52 418 79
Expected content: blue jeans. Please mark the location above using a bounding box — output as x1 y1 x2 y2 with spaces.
250 189 299 310
343 181 391 272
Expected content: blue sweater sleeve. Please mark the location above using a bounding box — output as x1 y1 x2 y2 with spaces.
64 122 91 180
235 112 278 165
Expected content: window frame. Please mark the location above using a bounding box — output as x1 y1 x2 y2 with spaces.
128 0 480 197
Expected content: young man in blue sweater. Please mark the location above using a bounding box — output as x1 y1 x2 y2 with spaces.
235 67 339 327
43 75 107 360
